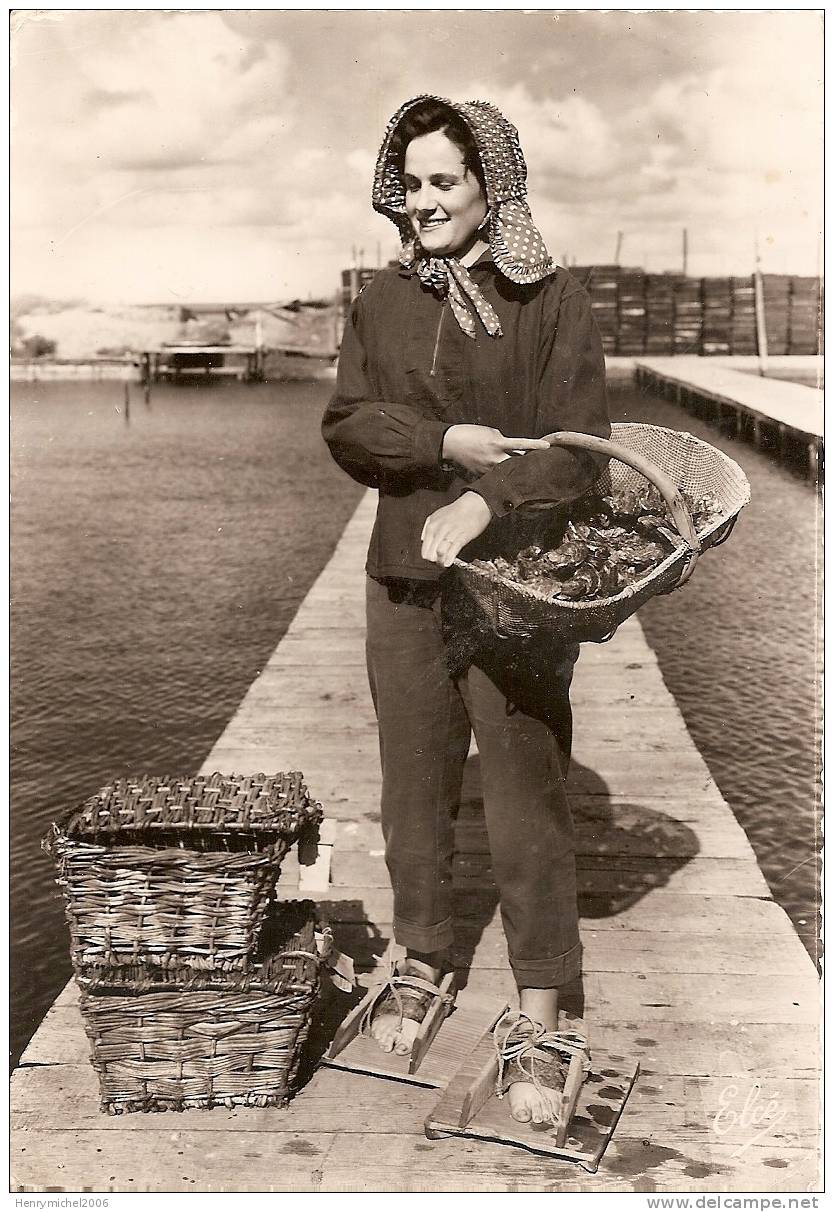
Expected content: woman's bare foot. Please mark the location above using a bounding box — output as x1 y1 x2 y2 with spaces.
370 951 445 1055
507 987 561 1125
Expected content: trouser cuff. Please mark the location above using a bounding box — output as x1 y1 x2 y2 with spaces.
393 914 455 954
510 941 582 988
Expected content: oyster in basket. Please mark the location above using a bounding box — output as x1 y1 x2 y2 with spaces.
469 488 723 603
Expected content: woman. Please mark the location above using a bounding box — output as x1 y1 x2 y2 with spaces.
322 95 610 1125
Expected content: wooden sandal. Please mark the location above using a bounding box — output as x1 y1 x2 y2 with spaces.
324 950 457 1078
492 1009 591 1143
358 965 455 1039
424 1005 640 1170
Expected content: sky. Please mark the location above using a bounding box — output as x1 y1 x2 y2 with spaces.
11 9 823 304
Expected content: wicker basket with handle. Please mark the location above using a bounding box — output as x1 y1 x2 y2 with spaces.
452 422 750 645
43 772 323 980
79 900 328 1113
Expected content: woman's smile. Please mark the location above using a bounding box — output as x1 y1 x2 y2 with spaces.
403 129 487 258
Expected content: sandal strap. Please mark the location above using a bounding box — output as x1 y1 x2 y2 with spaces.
492 1009 591 1099
390 974 454 1003
358 969 452 1038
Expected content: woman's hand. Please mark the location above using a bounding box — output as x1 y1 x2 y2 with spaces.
421 491 493 567
442 424 550 476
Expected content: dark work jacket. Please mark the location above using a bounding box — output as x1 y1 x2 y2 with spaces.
321 252 611 582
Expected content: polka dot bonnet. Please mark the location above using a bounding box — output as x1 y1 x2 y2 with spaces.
373 95 553 289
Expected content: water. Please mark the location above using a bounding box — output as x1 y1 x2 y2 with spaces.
10 376 820 1067
608 385 821 960
10 379 364 1066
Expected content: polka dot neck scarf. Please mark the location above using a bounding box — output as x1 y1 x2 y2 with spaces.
399 238 502 340
373 95 554 339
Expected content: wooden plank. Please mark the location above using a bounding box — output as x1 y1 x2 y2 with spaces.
635 355 823 438
439 971 820 1025
12 1064 439 1135
321 851 770 897
307 808 757 858
287 885 795 936
334 968 818 1028
324 922 808 978
20 1004 819 1079
15 484 820 1194
318 1133 820 1193
11 1128 334 1192
460 818 757 860
227 721 718 755
11 1121 821 1196
278 812 755 866
317 968 820 1028
206 758 734 805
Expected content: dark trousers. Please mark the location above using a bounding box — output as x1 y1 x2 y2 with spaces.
365 575 582 988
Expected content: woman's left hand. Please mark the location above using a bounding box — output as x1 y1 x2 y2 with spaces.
421 491 493 567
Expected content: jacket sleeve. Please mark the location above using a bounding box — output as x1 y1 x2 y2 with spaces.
321 294 450 488
470 286 611 517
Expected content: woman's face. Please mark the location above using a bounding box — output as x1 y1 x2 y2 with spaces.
403 129 487 258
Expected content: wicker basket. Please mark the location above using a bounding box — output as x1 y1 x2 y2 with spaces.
43 772 323 979
452 423 750 644
79 901 327 1113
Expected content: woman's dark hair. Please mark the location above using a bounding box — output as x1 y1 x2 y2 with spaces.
390 99 486 195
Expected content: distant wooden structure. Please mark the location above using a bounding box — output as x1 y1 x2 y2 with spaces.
141 344 265 384
570 269 823 359
339 264 822 359
635 355 823 480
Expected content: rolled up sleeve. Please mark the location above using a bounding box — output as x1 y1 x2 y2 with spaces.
470 286 611 517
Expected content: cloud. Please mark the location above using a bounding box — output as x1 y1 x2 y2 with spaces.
11 10 822 300
13 13 293 183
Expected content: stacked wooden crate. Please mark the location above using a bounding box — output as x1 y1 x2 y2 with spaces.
730 277 758 355
43 772 327 1115
645 275 676 355
702 277 733 355
762 274 791 356
582 265 620 356
673 277 703 355
549 266 820 357
788 277 823 354
616 269 647 356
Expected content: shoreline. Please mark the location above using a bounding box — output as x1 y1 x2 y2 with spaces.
10 351 338 384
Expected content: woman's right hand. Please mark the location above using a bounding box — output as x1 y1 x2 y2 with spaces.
442 425 550 476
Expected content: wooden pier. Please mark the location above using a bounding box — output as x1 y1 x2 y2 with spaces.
141 344 265 383
634 356 823 479
11 491 820 1192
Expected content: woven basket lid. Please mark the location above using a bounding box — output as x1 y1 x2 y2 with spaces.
46 772 323 848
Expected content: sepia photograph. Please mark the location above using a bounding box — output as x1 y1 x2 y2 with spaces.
9 7 823 1196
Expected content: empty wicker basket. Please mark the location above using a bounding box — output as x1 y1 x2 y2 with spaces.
43 772 323 980
79 900 327 1113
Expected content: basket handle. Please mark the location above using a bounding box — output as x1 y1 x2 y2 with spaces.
541 430 701 587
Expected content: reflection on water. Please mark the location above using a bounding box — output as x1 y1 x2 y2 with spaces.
10 375 820 1066
10 379 364 1065
610 385 821 962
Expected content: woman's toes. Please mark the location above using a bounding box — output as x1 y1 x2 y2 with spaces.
394 1019 419 1056
546 1090 564 1126
506 1083 563 1126
507 1083 534 1122
370 1014 400 1052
